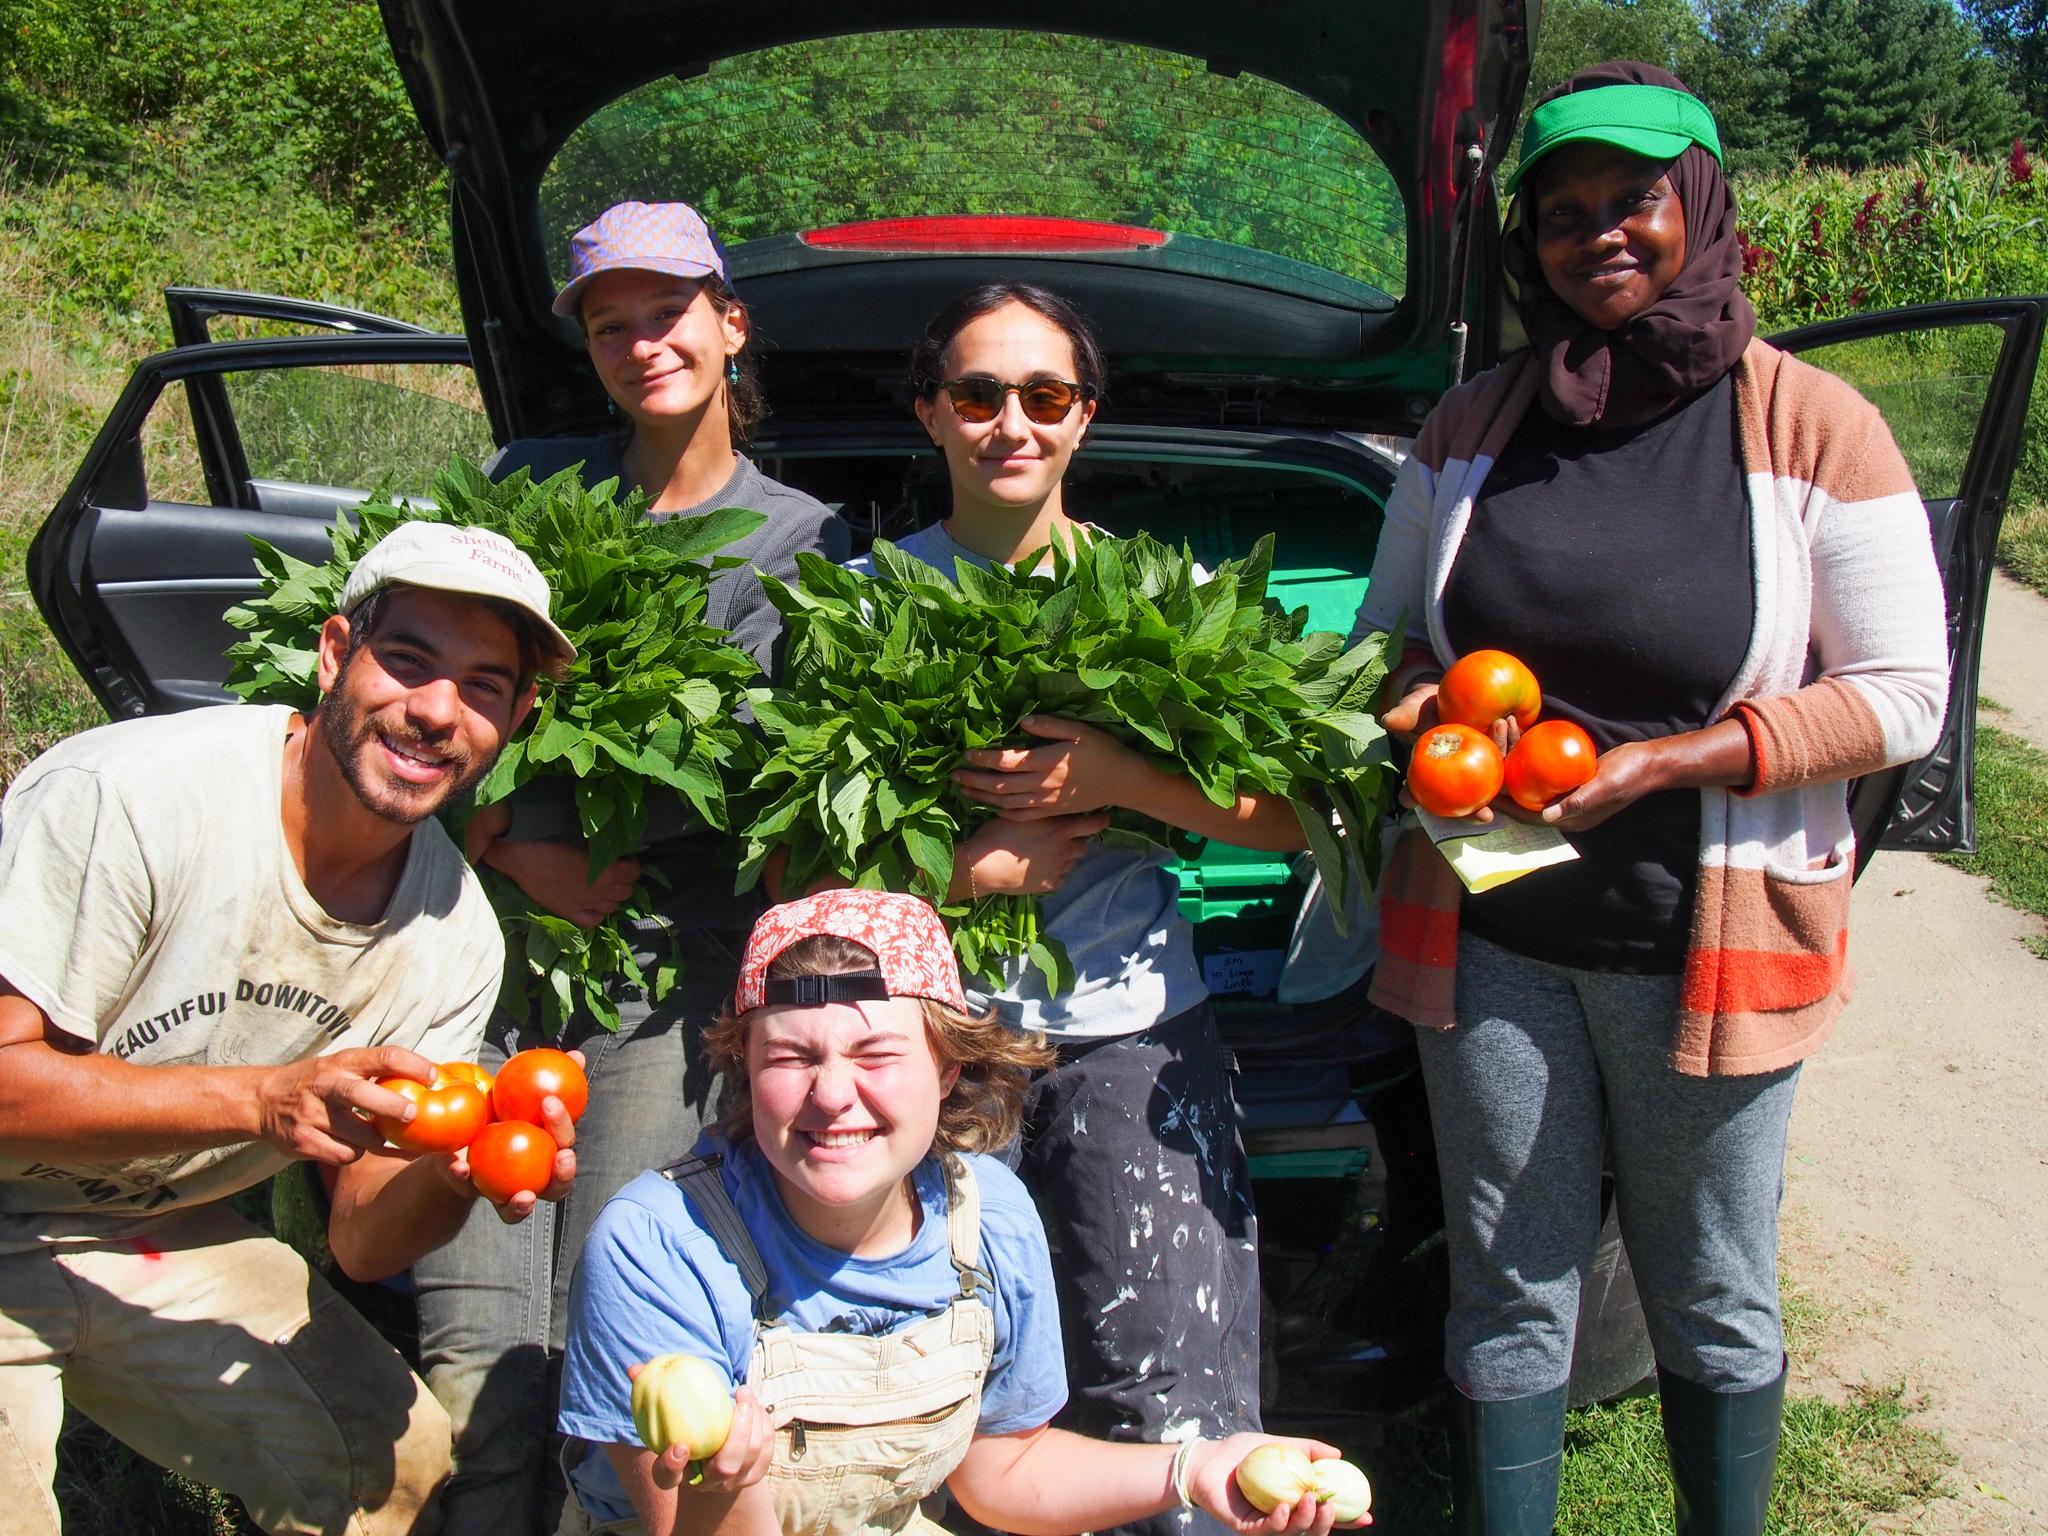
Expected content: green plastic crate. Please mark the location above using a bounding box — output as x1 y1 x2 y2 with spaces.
1246 1147 1374 1181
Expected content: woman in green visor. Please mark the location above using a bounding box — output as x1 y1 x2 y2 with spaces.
1352 61 1947 1536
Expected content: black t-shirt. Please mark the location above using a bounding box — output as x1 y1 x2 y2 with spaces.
1442 374 1752 973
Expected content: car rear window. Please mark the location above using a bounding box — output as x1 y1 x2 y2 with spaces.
540 29 1404 299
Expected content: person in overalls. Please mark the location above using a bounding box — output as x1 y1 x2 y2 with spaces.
553 889 1367 1536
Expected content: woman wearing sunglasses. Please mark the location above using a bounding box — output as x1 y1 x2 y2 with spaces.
846 282 1308 1536
414 199 849 1536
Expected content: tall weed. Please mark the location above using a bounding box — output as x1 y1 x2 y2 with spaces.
1736 143 2048 542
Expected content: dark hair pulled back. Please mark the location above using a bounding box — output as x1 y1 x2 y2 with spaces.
907 282 1107 404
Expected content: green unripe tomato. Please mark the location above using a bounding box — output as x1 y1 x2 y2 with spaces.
1233 1443 1317 1513
630 1354 734 1477
1311 1458 1374 1523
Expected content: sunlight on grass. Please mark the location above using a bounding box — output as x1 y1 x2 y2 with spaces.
1938 722 2048 958
2001 499 2048 598
1556 1385 1955 1536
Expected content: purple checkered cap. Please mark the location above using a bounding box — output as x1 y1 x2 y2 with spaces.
551 200 730 318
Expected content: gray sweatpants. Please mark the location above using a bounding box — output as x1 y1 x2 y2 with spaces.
1415 931 1800 1400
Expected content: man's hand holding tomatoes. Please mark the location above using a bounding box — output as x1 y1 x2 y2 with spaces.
257 1045 444 1166
426 1049 585 1223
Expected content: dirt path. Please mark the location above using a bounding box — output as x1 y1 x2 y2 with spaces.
1980 571 2048 747
1781 571 2048 1534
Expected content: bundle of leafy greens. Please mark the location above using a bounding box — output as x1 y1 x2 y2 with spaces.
223 459 766 1034
740 531 1401 991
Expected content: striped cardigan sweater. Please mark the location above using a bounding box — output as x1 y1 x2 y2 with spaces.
1357 336 1948 1076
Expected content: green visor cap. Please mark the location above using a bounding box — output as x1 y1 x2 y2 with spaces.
1507 83 1722 193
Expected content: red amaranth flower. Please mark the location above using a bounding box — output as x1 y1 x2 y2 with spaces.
1808 201 1828 252
1849 285 1869 307
1902 178 1928 234
1736 229 1777 277
2009 137 2034 185
1851 192 1883 239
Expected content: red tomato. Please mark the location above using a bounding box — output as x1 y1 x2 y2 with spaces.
467 1120 558 1204
1503 720 1600 811
492 1048 589 1126
1407 723 1506 820
371 1069 493 1155
440 1060 495 1095
1437 649 1542 732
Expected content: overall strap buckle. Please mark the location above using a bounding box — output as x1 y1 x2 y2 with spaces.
937 1153 991 1301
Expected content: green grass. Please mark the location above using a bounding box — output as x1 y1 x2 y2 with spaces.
1556 1384 1954 1535
0 525 102 789
1305 1376 1953 1535
2001 499 2048 598
1938 721 2048 958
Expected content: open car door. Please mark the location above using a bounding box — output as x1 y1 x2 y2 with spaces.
1770 297 2047 860
30 290 481 718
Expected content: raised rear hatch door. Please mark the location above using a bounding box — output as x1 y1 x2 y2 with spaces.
377 1 1537 438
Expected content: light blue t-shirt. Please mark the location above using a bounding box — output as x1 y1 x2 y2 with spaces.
557 1134 1066 1522
847 521 1207 1040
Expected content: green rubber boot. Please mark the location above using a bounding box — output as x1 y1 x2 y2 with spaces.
1449 1385 1567 1535
1658 1359 1787 1536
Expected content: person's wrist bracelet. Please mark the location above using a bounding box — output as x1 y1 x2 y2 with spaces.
967 862 979 902
1169 1435 1206 1511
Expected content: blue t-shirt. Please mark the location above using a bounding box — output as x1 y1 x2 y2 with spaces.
557 1134 1067 1521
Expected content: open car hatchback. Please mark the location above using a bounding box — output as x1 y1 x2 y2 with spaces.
31 0 2048 1422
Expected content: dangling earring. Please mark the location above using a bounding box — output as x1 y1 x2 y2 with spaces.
727 357 741 386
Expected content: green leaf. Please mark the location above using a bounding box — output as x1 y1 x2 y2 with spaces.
638 505 768 562
900 820 955 902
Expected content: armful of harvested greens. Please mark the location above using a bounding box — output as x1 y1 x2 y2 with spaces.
736 527 1406 994
951 714 1310 853
223 458 767 1035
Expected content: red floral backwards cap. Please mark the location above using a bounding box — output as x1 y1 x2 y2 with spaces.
735 889 968 1016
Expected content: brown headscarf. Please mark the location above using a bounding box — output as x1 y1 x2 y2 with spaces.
1503 61 1756 428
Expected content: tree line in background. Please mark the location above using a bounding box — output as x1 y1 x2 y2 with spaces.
5 0 2045 230
1534 0 2042 173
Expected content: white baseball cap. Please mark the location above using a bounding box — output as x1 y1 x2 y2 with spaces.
342 522 577 666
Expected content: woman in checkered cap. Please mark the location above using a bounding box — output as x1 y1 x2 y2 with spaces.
415 201 851 1534
553 889 1368 1536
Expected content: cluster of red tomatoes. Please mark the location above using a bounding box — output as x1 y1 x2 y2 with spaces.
370 1048 589 1203
1406 650 1600 820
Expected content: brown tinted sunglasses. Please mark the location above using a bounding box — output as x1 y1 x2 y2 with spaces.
939 375 1091 425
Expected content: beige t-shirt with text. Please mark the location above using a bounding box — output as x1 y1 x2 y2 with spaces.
0 704 503 1250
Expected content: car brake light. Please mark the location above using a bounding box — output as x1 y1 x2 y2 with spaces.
800 216 1167 253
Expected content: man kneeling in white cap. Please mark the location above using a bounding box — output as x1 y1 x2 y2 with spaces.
0 521 578 1536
